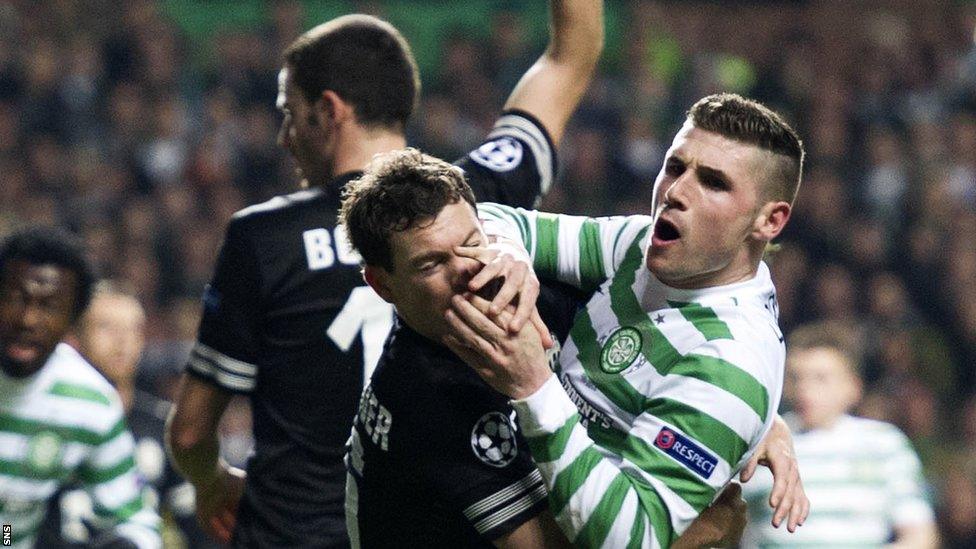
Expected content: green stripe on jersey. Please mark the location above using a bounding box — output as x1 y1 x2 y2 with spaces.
0 457 67 481
667 302 735 341
48 381 112 406
669 354 769 420
624 469 674 548
0 414 125 446
94 494 143 521
534 213 559 276
576 472 631 548
550 446 604 516
578 219 606 290
616 433 715 511
644 398 748 468
79 455 136 484
526 413 581 463
627 511 645 549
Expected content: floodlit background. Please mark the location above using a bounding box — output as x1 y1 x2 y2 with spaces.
1 0 974 546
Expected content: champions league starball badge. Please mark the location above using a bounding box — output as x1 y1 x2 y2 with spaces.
469 137 523 172
471 412 519 468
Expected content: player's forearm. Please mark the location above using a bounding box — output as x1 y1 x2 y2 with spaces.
165 373 234 488
502 1 603 144
547 0 604 72
165 409 224 488
511 376 675 547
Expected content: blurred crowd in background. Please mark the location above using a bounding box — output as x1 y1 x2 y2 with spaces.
0 0 974 545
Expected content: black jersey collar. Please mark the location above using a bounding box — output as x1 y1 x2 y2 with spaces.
323 171 364 200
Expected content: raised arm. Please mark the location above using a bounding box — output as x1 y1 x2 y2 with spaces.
505 0 604 146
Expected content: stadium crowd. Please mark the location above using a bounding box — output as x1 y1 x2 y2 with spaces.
0 0 974 546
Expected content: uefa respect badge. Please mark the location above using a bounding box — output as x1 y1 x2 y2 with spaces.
600 326 642 373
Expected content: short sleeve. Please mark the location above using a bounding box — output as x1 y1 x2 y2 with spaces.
186 217 261 393
456 110 556 208
884 429 936 527
419 402 549 541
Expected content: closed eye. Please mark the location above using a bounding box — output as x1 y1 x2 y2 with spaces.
701 174 729 191
664 160 685 177
697 166 731 191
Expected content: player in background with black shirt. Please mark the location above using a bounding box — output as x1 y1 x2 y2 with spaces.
165 1 604 547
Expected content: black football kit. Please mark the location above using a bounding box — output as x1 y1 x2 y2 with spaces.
186 111 557 548
346 282 586 548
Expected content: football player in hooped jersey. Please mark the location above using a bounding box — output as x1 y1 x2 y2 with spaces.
0 228 161 549
341 149 753 548
445 94 811 548
165 1 604 547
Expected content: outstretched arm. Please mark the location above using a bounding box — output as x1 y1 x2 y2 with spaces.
504 0 604 146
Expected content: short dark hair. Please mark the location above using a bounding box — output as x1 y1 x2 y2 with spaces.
284 14 420 131
340 148 476 272
0 227 96 321
688 93 805 204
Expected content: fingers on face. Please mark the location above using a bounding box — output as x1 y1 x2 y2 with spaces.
469 261 503 291
454 245 497 264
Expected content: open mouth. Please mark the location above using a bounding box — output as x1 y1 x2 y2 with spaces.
654 218 680 242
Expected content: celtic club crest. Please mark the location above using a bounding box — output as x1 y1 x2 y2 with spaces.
600 326 643 373
27 431 63 475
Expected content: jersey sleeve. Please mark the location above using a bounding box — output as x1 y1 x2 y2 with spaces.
883 428 936 527
186 216 261 393
79 412 162 549
510 341 776 549
420 403 549 541
456 110 556 208
477 203 652 292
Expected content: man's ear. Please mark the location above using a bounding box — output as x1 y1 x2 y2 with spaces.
752 201 791 242
318 90 355 126
363 265 394 303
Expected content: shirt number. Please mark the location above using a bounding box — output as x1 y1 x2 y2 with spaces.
327 286 394 383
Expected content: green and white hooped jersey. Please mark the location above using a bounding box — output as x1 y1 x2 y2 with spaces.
741 414 935 548
0 344 161 549
479 204 785 548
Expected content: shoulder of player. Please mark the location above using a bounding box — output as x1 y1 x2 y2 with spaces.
34 344 126 432
230 187 328 223
841 415 916 449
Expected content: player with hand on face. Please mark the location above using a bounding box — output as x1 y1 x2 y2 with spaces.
0 228 161 549
342 148 754 549
166 1 604 547
444 93 810 547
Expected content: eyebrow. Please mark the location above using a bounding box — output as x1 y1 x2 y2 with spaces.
696 165 732 185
